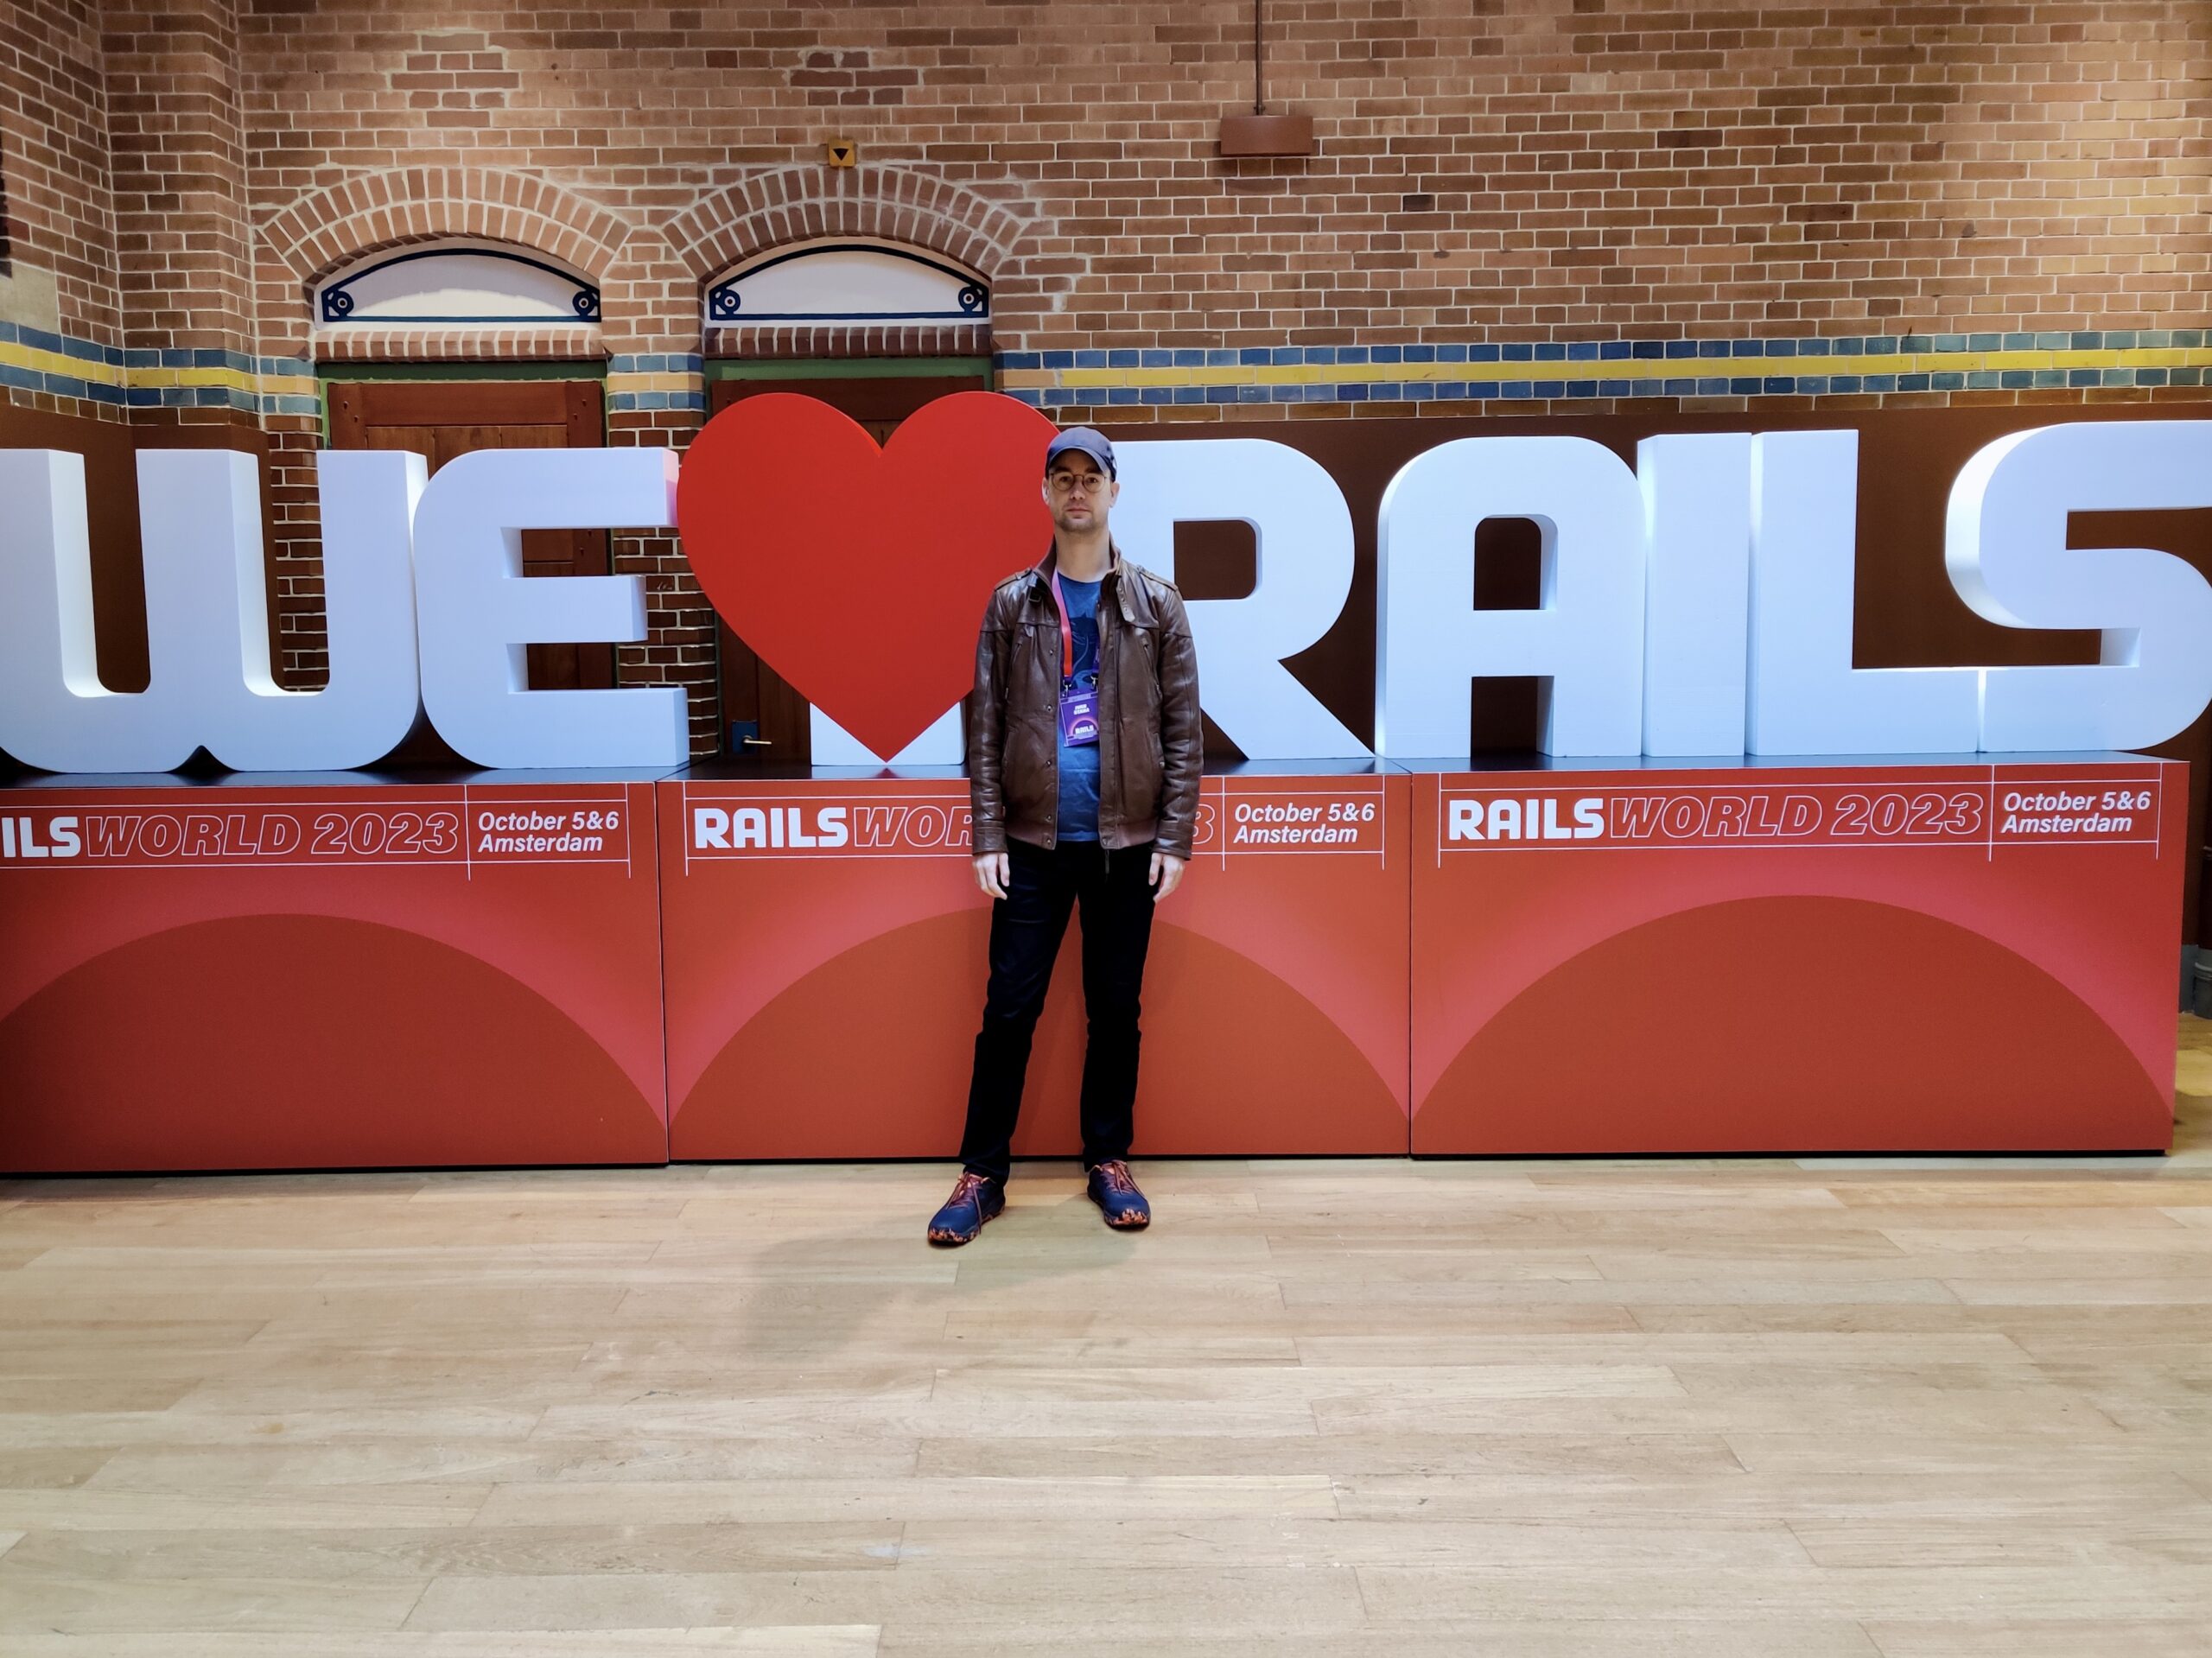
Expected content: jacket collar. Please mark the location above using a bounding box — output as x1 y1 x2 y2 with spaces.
1033 540 1137 621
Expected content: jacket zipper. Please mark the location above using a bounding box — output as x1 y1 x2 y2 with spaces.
1033 552 1140 856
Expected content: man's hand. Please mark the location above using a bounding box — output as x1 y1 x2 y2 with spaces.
1149 850 1186 902
974 851 1010 900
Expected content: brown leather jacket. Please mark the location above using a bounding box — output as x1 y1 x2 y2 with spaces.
968 543 1202 859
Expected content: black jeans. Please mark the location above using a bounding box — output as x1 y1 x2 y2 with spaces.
959 836 1159 1184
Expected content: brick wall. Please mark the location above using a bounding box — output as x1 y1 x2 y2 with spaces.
103 0 253 363
222 0 2212 353
2 0 2197 381
0 0 2207 746
0 0 120 393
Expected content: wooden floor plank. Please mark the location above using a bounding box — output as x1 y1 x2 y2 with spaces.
1864 1625 2210 1658
0 1628 878 1655
2 1013 2208 1645
399 1563 1370 1634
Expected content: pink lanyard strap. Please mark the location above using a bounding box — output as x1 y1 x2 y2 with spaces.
1049 569 1077 683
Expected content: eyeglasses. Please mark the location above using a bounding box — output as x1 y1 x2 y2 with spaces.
1047 470 1110 496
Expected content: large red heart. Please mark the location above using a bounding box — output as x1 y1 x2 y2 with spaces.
677 391 1059 759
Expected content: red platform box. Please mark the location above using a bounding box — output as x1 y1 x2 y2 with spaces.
658 760 1411 1160
1408 755 2187 1155
0 771 671 1172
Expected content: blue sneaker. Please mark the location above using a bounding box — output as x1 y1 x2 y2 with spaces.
927 1171 1005 1246
1085 1159 1151 1229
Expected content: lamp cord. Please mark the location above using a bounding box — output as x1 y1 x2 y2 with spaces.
1254 0 1265 114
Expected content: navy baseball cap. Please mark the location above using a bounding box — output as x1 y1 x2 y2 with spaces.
1045 426 1116 479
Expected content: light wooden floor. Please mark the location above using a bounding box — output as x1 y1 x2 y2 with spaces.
3 1031 2211 1655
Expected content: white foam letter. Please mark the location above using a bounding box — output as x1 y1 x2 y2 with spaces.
0 450 195 770
810 702 963 766
1376 435 1645 757
1113 438 1368 758
1640 434 1752 756
413 448 687 769
1947 421 2212 751
1746 431 1978 754
137 449 425 771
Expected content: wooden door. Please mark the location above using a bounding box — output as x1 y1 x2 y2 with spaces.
705 373 988 759
327 378 610 691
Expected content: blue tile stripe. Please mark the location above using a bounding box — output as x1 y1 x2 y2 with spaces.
606 353 706 413
994 328 2212 408
605 390 710 413
4 322 2205 418
0 322 321 416
607 353 705 375
992 330 2210 372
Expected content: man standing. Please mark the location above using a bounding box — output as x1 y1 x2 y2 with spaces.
928 427 1202 1245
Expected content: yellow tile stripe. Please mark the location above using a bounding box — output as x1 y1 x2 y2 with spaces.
127 366 262 393
604 371 699 394
999 346 2212 392
10 335 2204 408
0 339 125 386
0 338 329 403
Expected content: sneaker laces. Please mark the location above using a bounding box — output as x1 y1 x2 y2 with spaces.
950 1172 990 1203
1093 1159 1137 1194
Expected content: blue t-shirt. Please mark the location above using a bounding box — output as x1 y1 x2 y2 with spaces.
1055 576 1103 842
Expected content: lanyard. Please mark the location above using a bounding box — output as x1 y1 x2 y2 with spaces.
1048 569 1077 683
